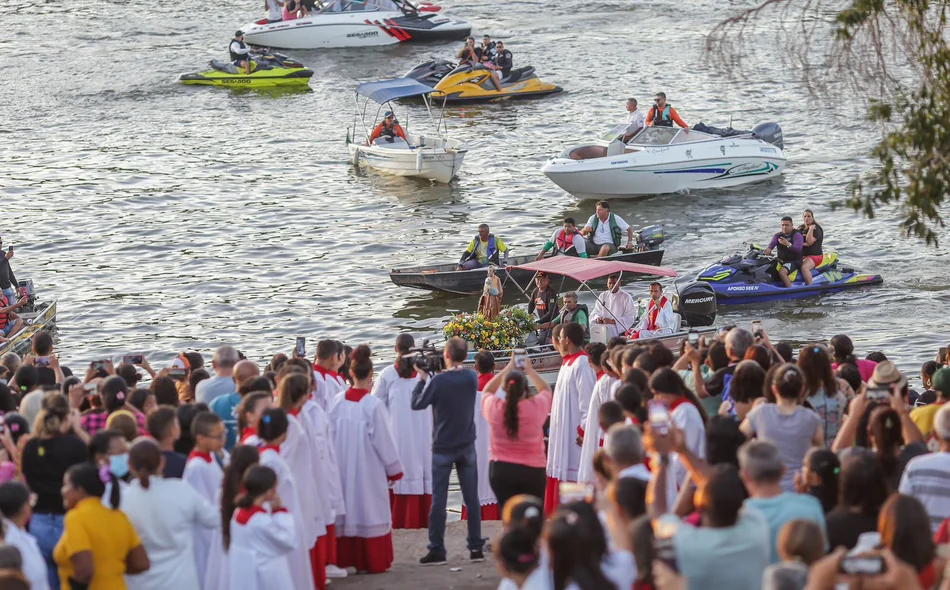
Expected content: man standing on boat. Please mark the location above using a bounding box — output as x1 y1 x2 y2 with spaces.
646 92 689 131
581 201 635 258
591 273 636 341
0 237 20 309
627 282 674 339
458 224 509 270
535 217 588 260
622 98 645 142
528 273 559 344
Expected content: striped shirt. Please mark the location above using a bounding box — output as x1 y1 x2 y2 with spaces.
898 452 950 534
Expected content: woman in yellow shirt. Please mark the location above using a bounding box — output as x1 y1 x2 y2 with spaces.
54 463 149 590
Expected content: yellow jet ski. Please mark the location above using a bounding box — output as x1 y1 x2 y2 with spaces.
179 52 312 88
427 63 562 103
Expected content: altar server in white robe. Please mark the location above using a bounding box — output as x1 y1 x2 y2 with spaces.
577 344 616 484
372 334 434 529
628 282 675 339
257 408 317 590
545 322 597 515
182 412 229 584
227 465 298 590
124 439 220 590
329 345 404 574
590 273 637 340
470 350 500 521
313 339 346 410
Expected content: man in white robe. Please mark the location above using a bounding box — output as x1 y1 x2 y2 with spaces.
591 274 637 340
545 322 597 515
629 282 675 339
313 340 346 410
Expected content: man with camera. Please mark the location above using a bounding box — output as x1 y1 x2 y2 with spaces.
411 337 486 565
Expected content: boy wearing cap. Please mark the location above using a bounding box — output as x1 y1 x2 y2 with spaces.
911 367 950 443
368 111 406 143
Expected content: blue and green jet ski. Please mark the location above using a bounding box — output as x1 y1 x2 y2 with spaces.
695 246 883 304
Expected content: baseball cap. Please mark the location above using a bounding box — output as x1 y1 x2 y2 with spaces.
235 30 244 36
932 367 950 397
384 111 393 118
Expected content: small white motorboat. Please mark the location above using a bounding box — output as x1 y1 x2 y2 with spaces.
541 122 786 198
241 0 471 49
347 77 466 183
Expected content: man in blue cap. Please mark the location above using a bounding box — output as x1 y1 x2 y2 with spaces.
369 111 407 143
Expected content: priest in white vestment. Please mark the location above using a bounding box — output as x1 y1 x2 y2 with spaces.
628 282 675 339
590 274 637 340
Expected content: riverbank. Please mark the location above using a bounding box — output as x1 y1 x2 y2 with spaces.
334 521 503 590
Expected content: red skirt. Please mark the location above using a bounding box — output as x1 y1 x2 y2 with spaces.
389 491 432 529
336 533 394 574
544 476 560 516
460 503 500 521
325 524 338 565
310 539 327 590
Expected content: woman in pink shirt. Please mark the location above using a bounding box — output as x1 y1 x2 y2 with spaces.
831 334 877 382
481 358 552 512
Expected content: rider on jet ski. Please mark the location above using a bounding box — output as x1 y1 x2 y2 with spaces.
368 111 407 143
229 30 255 75
763 216 807 287
487 41 513 91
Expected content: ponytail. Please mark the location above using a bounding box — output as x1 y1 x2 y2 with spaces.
128 439 162 492
221 446 261 550
503 371 527 439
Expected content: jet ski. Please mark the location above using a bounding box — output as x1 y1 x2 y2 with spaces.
694 246 883 304
179 51 312 88
421 63 562 103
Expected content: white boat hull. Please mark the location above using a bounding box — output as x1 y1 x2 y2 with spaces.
542 127 786 198
349 134 465 183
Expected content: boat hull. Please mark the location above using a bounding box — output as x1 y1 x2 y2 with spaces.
0 300 58 357
179 68 312 88
700 270 883 305
389 249 665 295
349 141 465 184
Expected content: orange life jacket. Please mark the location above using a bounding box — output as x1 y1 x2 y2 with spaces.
556 229 580 253
0 294 8 330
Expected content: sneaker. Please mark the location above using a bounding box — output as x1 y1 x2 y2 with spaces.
326 565 348 579
470 549 485 562
420 550 447 566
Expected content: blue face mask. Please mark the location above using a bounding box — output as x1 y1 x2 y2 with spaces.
109 453 130 478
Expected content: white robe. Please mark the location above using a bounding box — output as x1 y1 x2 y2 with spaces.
591 288 637 339
228 507 297 590
182 452 226 584
281 415 328 543
474 389 499 507
547 354 597 482
373 365 433 496
665 401 707 509
299 399 346 522
259 447 316 590
632 296 675 338
577 374 617 484
313 366 346 411
123 478 220 590
329 391 403 538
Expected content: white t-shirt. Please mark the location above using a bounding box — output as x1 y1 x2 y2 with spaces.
898 451 950 534
266 0 282 21
585 214 630 246
625 109 645 130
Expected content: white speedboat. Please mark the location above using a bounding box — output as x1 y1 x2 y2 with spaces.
541 122 786 198
347 77 466 183
241 0 471 49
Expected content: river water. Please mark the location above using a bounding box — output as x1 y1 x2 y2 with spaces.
3 0 948 377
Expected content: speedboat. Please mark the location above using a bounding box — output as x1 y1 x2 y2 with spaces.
541 121 786 198
389 225 666 295
418 63 562 103
0 280 58 358
240 0 471 49
347 77 466 183
179 51 312 88
694 245 883 304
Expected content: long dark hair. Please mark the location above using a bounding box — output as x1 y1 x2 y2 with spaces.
840 453 888 517
128 439 162 491
546 502 616 590
495 526 540 576
803 448 840 513
798 345 838 398
649 368 709 426
276 373 309 412
868 406 903 482
394 334 416 379
771 363 804 401
879 494 935 573
87 429 124 508
349 345 372 382
67 463 119 509
221 445 261 550
237 392 271 433
730 361 766 404
257 408 288 443
503 370 528 438
237 465 278 509
830 334 857 366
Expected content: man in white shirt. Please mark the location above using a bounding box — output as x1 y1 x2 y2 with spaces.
266 0 283 22
591 273 636 340
581 201 635 258
629 282 675 339
622 98 645 142
0 482 51 590
899 404 950 534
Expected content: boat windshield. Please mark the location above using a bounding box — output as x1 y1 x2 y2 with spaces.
627 127 680 146
600 124 628 142
320 0 400 12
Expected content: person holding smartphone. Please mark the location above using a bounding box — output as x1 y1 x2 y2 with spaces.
0 237 19 310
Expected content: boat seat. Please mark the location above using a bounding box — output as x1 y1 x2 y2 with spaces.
672 313 682 333
372 137 412 149
606 139 626 156
569 145 607 160
501 66 536 85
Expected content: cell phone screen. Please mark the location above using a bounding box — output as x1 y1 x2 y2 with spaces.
295 337 306 357
687 332 699 346
513 348 526 370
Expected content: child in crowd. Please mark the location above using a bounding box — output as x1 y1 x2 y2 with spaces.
146 406 187 479
598 401 625 448
237 392 271 446
762 520 825 590
183 412 228 583
211 445 261 590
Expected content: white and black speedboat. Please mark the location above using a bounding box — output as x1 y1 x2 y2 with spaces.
241 0 471 49
541 122 786 198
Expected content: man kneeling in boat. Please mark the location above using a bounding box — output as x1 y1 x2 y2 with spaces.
369 111 407 144
626 282 674 340
535 217 588 260
538 292 589 344
0 293 26 343
458 224 509 270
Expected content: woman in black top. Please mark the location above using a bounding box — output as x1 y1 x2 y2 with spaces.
799 209 824 281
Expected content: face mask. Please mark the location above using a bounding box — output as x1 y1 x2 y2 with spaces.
109 453 130 478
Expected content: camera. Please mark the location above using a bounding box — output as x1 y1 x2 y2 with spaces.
405 340 445 374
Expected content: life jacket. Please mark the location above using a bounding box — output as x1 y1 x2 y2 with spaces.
555 229 581 254
650 104 673 127
379 120 398 139
799 222 823 256
590 213 622 247
646 296 669 331
463 234 499 264
229 39 250 62
560 304 589 328
777 230 803 262
494 50 513 75
533 288 558 323
0 294 7 330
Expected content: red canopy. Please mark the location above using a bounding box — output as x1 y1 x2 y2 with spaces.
512 256 677 283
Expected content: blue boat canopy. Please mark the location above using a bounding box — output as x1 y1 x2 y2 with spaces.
356 77 434 103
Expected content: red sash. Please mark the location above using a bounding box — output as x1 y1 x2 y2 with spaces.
561 351 588 367
647 296 669 331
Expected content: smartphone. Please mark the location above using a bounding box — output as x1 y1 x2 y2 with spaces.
34 357 50 368
648 401 671 435
687 331 699 347
839 555 885 576
169 368 188 381
5 246 11 254
513 348 527 370
123 354 144 365
91 360 108 373
866 386 890 402
83 382 99 393
750 320 763 338
558 482 594 504
295 337 306 358
653 519 679 573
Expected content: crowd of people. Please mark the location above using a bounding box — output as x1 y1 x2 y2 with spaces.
0 322 947 589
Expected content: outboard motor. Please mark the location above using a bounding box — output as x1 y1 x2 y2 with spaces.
16 279 37 312
752 122 784 150
636 225 664 249
675 282 717 327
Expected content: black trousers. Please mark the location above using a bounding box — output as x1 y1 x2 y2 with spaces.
488 460 547 514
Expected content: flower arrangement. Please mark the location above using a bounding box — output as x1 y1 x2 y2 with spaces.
444 306 537 351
